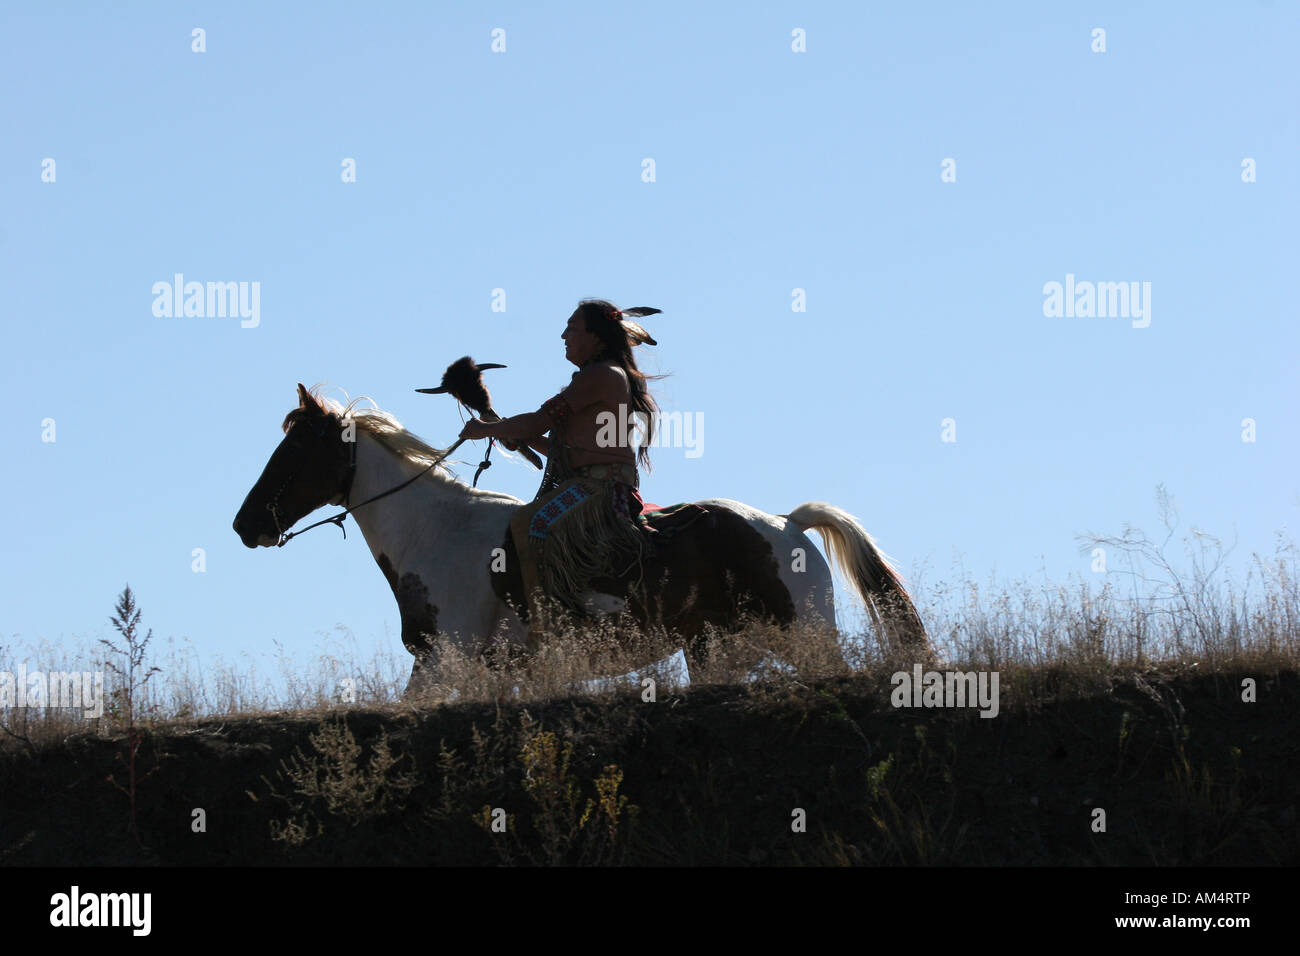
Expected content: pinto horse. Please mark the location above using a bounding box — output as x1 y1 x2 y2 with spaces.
233 385 929 697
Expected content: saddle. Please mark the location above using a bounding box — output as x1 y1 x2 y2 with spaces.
638 501 711 541
490 497 796 640
491 501 711 620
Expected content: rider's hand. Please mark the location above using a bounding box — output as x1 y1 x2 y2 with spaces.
459 418 493 441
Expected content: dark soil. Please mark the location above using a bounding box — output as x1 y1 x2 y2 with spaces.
2 665 1295 865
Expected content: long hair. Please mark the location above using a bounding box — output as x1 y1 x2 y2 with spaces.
574 299 663 471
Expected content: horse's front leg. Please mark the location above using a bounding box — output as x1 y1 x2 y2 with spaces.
402 597 513 702
403 659 435 700
401 631 443 702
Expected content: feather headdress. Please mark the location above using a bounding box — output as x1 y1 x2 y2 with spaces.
610 306 661 346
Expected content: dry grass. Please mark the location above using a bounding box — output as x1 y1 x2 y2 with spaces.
4 496 1295 866
3 515 1297 752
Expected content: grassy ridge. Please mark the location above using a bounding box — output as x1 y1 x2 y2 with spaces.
4 512 1296 865
2 658 1296 866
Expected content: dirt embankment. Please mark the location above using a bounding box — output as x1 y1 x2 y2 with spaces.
2 666 1296 865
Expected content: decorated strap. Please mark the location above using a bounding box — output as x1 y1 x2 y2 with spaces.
540 392 573 431
528 482 594 540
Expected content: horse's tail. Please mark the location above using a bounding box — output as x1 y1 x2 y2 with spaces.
787 502 930 656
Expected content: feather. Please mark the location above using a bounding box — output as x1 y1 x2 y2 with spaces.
620 319 657 346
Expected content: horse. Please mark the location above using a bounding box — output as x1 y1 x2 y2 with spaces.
232 384 930 698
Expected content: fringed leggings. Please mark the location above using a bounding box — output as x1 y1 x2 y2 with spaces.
509 461 648 628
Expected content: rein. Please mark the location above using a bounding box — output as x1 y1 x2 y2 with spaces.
274 433 496 548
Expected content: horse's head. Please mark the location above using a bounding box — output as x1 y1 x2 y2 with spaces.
232 383 356 548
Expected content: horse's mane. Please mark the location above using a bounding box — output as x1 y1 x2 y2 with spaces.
285 384 463 483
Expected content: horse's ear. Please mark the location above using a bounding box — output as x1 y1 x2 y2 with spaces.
296 383 313 409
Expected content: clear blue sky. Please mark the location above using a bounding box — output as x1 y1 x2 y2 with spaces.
3 2 1296 678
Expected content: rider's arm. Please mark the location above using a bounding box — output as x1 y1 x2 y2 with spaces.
476 410 550 440
471 366 623 441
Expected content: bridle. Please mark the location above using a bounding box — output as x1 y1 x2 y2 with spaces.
272 420 495 548
266 427 359 545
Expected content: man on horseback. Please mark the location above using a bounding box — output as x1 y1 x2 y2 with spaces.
457 299 662 643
